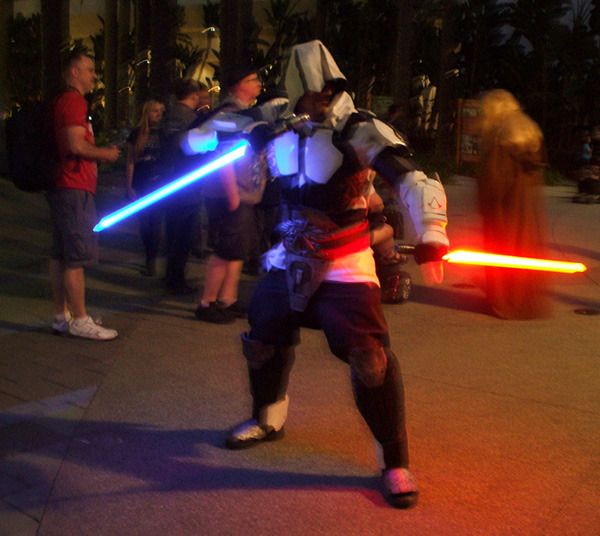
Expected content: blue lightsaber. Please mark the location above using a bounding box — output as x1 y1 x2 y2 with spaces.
94 140 249 232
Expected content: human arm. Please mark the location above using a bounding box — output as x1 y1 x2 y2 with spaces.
372 148 448 284
125 143 136 199
61 125 120 162
220 163 240 212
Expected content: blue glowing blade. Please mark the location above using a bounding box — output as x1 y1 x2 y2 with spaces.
94 141 248 232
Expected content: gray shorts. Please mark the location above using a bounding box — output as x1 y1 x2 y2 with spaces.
47 188 99 268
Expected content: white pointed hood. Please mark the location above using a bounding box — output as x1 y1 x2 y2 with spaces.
284 40 356 130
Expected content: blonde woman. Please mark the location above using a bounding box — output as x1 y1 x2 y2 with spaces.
126 99 165 276
477 90 551 319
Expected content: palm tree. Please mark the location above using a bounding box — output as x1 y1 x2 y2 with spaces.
455 0 506 96
6 13 42 105
507 0 570 129
0 0 14 112
219 0 254 81
149 0 178 102
134 0 151 113
248 0 314 88
434 0 459 158
117 0 132 127
104 0 118 130
389 0 414 121
41 0 70 99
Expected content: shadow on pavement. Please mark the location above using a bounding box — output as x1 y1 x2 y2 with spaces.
3 415 384 509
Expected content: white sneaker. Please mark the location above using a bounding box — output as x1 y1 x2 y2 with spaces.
382 467 419 509
69 316 118 341
52 312 72 335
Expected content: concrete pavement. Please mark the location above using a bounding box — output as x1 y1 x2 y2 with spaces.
0 174 598 535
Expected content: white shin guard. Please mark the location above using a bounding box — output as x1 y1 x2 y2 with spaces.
259 395 290 432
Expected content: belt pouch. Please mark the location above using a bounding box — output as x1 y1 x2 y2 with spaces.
285 254 329 312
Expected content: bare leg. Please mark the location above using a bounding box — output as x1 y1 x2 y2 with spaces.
64 266 87 319
218 259 243 305
199 255 228 305
49 259 68 316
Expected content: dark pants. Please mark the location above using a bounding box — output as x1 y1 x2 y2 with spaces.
139 207 162 263
165 202 198 286
245 269 409 468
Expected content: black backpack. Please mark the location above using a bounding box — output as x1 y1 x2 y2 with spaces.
5 98 58 192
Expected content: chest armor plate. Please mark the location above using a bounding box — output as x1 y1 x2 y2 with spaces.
268 128 343 186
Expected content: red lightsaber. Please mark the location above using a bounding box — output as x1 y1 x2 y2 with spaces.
397 246 587 274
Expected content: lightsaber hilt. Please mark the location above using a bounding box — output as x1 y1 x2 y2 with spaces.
396 244 416 255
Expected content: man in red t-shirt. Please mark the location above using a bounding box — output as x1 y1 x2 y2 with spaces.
47 51 120 340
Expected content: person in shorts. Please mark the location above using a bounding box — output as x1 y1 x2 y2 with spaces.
194 63 264 323
48 50 120 340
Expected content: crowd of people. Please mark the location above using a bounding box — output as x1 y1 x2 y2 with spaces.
44 42 561 509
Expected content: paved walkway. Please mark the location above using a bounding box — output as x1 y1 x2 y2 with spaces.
0 175 598 535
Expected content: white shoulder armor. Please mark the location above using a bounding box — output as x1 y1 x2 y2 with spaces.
348 118 409 167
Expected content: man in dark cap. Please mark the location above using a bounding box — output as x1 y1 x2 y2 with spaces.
195 63 265 323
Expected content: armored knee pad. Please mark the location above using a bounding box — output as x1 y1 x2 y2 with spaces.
241 332 276 369
348 345 388 388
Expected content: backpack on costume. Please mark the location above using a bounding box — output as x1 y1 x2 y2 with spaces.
5 98 58 193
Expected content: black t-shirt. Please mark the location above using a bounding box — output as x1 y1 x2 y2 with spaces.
127 126 162 190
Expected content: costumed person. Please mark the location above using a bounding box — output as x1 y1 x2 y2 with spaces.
125 99 166 276
477 89 552 319
180 40 449 508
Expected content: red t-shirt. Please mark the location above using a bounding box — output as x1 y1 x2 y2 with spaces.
54 90 97 194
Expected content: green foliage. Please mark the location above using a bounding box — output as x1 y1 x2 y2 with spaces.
247 0 314 89
7 13 42 104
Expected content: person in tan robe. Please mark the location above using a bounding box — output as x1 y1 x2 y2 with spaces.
477 89 552 319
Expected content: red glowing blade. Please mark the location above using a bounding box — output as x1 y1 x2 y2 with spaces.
442 250 587 274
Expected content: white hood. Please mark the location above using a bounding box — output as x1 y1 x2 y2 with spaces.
284 40 356 129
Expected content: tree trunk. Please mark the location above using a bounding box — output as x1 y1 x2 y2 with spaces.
41 0 70 99
434 1 458 160
219 0 253 88
0 0 13 112
149 0 177 102
117 0 131 127
104 0 118 131
389 0 414 125
134 0 151 115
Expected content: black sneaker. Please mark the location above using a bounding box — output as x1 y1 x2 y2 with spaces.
194 303 236 324
217 300 248 318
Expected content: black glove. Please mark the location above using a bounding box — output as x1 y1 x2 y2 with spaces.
245 123 275 152
413 243 448 265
